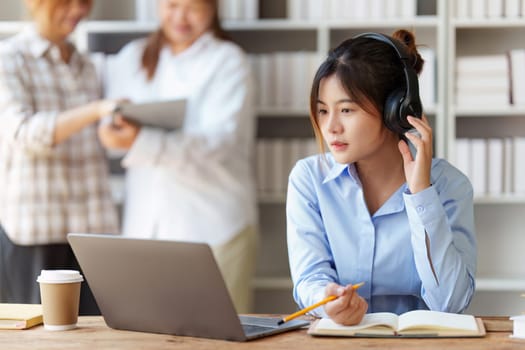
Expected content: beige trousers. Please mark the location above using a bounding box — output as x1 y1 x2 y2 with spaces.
211 225 258 314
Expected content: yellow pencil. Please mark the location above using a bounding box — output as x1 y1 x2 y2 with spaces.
277 282 365 325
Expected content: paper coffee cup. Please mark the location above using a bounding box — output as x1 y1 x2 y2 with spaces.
37 270 83 331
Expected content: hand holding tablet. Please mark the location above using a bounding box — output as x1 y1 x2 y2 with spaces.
114 99 187 130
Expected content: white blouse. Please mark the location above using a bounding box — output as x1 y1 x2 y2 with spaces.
104 32 257 246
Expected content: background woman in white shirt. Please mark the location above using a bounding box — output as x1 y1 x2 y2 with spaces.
0 0 118 314
99 0 257 313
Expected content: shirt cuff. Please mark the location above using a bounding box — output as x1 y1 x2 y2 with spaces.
21 111 57 156
402 185 440 226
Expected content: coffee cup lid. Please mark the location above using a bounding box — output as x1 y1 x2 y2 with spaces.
37 270 84 284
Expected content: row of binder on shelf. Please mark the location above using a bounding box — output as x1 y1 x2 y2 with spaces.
455 137 525 196
249 52 321 111
256 138 318 196
249 49 435 111
135 0 259 22
137 0 419 22
455 0 525 19
455 51 525 107
288 0 417 21
218 0 259 21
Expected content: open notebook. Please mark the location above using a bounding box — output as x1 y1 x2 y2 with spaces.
308 310 486 338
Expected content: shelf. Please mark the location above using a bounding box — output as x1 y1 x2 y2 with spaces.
453 18 525 28
454 106 525 117
224 19 318 30
326 15 440 29
474 195 525 204
476 278 525 292
225 17 440 31
78 16 441 35
80 20 156 33
0 17 443 37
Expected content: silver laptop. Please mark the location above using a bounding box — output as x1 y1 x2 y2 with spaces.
67 233 309 341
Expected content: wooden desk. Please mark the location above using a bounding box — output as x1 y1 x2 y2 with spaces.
0 316 522 350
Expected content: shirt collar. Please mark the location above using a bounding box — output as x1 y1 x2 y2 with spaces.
321 154 407 216
322 157 358 185
22 25 51 58
23 25 80 64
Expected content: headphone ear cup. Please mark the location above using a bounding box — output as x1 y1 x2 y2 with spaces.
383 88 407 135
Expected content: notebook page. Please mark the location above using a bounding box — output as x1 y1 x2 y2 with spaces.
398 310 478 332
317 312 398 331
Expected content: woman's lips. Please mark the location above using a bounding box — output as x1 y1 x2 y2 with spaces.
330 141 348 151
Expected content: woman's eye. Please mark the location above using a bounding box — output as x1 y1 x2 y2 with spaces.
341 108 351 113
317 109 327 116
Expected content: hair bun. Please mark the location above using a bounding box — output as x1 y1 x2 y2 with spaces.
392 29 424 74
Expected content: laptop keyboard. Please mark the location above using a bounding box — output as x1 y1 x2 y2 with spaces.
240 316 280 336
242 324 275 336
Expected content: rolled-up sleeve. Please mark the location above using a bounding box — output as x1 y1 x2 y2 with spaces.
0 47 57 156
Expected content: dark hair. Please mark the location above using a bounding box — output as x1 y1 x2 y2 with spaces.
141 0 231 81
309 29 424 153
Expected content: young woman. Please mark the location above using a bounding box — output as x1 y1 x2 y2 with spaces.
286 29 477 325
98 0 257 313
0 0 118 314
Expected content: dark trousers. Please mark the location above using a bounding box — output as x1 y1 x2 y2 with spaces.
0 224 100 315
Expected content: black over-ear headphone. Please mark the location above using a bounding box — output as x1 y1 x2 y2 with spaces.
353 32 423 135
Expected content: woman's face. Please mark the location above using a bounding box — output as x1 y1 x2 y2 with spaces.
159 0 215 53
316 74 392 164
29 0 91 43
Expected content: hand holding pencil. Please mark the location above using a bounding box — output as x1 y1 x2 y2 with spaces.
278 282 365 326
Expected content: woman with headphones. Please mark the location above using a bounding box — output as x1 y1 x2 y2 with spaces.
286 29 477 326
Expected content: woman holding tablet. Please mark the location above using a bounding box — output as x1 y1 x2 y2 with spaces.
98 0 257 313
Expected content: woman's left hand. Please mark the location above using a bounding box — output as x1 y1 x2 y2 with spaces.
98 115 140 150
398 115 433 194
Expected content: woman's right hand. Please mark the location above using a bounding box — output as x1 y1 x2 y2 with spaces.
323 283 368 326
97 115 140 150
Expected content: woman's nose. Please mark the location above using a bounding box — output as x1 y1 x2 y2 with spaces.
326 113 342 134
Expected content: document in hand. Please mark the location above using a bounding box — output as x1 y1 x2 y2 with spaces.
308 310 486 338
0 303 43 330
117 99 186 130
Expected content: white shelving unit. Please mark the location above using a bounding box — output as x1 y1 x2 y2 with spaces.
2 0 522 315
447 3 525 316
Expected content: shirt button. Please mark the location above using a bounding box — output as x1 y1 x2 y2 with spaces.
417 206 425 213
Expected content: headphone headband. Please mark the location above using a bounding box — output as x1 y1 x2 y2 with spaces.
353 32 410 61
352 32 423 135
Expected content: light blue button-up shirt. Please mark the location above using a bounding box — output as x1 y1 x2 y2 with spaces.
286 153 476 316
